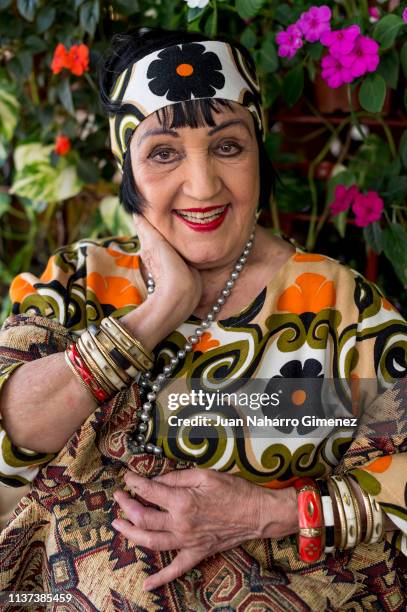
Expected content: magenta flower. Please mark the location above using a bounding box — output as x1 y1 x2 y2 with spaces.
368 7 380 22
321 53 354 88
340 35 380 78
297 5 332 43
320 24 361 57
276 24 303 59
330 184 359 216
352 191 384 227
403 7 407 23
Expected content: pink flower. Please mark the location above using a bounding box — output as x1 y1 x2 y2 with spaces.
276 24 303 59
352 191 384 227
340 35 380 78
403 7 407 23
320 24 361 57
296 5 332 43
330 184 359 216
368 7 380 22
321 53 354 88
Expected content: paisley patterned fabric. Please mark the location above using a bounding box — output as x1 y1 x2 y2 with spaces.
108 41 264 172
0 234 407 610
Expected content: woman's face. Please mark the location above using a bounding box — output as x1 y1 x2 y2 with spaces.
130 102 260 269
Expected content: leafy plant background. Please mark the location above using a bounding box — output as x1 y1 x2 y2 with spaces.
1 0 407 321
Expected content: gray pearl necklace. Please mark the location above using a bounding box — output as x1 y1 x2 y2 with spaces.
128 221 257 457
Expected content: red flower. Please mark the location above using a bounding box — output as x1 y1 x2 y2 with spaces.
68 44 89 76
55 135 71 156
51 43 70 74
51 43 89 76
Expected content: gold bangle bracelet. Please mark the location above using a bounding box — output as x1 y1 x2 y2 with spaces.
102 316 154 369
77 337 118 394
91 328 140 379
358 486 374 544
108 315 154 362
100 319 152 372
328 477 348 549
83 330 133 386
96 325 149 374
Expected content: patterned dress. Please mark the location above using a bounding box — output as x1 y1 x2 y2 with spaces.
0 233 406 611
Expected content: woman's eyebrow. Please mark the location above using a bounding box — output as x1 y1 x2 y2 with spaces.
137 118 251 145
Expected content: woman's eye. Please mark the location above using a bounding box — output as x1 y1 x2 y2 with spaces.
149 142 242 164
215 141 242 156
149 148 179 163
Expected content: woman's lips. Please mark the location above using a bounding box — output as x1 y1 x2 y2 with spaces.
173 204 230 232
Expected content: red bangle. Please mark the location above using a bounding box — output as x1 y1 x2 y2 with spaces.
294 477 324 563
66 343 112 404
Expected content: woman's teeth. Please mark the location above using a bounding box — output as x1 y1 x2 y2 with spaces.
176 205 227 223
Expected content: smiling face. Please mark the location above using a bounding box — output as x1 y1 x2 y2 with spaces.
130 102 260 269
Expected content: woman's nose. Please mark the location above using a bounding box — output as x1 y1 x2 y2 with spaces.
181 155 222 201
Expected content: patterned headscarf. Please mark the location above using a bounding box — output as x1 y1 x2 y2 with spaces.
108 40 265 172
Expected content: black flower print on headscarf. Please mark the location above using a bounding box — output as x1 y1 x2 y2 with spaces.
147 43 225 102
263 359 326 435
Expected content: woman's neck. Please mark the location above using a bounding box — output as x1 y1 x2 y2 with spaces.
192 226 289 318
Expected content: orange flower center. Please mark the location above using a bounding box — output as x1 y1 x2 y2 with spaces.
176 63 194 77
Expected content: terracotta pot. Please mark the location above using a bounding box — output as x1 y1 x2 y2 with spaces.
313 71 392 115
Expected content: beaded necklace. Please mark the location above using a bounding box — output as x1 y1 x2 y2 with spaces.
128 220 256 456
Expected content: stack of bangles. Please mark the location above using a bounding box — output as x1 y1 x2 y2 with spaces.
64 316 154 404
294 476 385 563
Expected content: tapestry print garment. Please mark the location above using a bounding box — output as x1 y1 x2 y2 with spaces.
0 234 406 611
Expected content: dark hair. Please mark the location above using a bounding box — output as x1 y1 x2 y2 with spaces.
99 27 276 214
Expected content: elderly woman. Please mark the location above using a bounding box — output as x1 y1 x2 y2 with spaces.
0 27 406 611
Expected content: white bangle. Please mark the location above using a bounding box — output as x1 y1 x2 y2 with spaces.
366 492 384 544
330 475 359 549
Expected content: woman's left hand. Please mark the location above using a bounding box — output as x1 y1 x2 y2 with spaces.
112 469 298 591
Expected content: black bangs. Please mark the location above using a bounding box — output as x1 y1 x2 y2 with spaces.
156 98 234 130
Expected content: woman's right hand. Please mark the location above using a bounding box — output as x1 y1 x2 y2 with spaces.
119 214 203 349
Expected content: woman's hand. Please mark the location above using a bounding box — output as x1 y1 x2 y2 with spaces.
119 213 203 348
112 469 298 591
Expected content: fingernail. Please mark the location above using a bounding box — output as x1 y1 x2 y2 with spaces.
112 520 120 529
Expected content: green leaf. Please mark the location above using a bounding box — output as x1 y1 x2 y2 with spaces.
25 34 48 53
0 192 11 218
187 7 205 22
17 0 39 21
80 0 99 37
400 41 407 79
0 76 20 142
241 26 257 49
6 52 33 81
377 48 399 89
399 130 407 169
358 73 386 113
307 42 323 61
235 0 265 21
257 32 278 73
373 14 404 50
282 63 304 107
381 176 407 200
77 158 99 183
274 3 294 26
0 13 23 37
11 150 83 205
36 5 56 33
57 78 75 116
363 222 383 255
204 11 215 36
382 224 407 288
113 0 140 16
99 196 134 236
